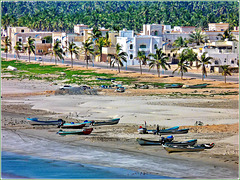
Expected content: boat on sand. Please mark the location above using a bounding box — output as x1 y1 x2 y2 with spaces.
27 118 65 126
57 128 93 136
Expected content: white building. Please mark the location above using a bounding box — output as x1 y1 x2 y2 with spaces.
200 41 239 68
117 29 162 66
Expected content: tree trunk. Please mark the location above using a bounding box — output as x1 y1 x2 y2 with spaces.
71 53 73 68
157 67 160 77
55 55 57 65
202 66 204 81
29 52 30 62
225 75 226 83
117 60 120 73
181 72 183 79
140 60 142 75
6 51 7 61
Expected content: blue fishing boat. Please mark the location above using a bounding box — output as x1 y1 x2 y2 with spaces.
27 118 65 126
97 78 116 81
93 118 120 126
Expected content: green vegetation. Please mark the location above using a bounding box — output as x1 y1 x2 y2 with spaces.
1 1 238 33
1 60 135 86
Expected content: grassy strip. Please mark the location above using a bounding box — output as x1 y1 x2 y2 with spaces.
1 60 136 86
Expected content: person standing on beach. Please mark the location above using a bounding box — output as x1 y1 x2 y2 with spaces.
156 125 159 135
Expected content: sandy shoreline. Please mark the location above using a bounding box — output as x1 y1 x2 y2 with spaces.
1 76 239 178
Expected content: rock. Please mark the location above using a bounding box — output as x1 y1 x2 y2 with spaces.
60 72 66 75
7 66 17 71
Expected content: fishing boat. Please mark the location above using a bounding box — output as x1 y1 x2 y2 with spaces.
97 77 116 81
164 84 183 89
136 136 174 146
116 86 125 92
187 83 208 88
93 118 120 126
27 118 65 126
138 126 179 134
159 128 189 135
165 139 197 146
57 128 93 136
60 122 86 129
162 144 205 153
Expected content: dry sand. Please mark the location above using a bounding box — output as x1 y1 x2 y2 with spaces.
1 65 239 178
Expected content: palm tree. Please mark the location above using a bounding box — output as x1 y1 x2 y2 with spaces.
148 48 170 77
52 40 64 65
113 43 128 73
82 38 94 69
172 49 192 79
220 65 231 83
186 48 198 66
189 28 207 45
14 41 22 60
171 36 188 52
135 51 148 75
66 41 80 68
197 52 213 81
4 36 11 60
95 37 106 62
217 29 235 41
25 36 35 62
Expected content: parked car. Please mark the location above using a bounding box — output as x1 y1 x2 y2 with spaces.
59 85 72 90
36 57 42 61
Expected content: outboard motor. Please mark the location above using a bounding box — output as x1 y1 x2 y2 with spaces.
166 135 174 142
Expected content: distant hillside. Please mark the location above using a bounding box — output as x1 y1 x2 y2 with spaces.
1 1 239 33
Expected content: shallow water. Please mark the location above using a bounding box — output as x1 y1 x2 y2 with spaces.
2 129 238 179
2 151 170 179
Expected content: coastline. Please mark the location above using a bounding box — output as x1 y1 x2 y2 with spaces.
1 77 239 179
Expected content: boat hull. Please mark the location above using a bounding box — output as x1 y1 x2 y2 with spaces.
93 118 120 126
159 128 189 135
162 144 205 153
136 138 162 145
27 118 64 126
58 128 93 135
61 123 86 129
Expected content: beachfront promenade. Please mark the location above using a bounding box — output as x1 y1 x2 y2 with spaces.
2 52 239 83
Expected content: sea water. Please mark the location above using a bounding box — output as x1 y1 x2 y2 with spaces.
1 151 171 179
2 129 238 179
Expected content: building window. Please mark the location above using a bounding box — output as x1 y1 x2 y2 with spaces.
216 37 218 40
130 54 133 59
38 50 43 53
215 60 219 65
130 44 133 49
168 53 170 57
224 58 227 63
154 31 158 36
154 44 158 49
18 37 22 42
140 44 146 48
231 60 235 64
221 29 224 31
168 40 171 42
21 29 24 33
42 39 46 44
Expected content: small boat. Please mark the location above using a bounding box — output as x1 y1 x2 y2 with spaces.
27 118 65 126
162 144 205 153
116 86 125 92
136 136 174 146
97 78 116 81
60 122 86 129
187 83 208 88
165 139 197 146
164 84 183 89
159 128 189 135
138 126 179 134
93 118 120 126
57 128 93 136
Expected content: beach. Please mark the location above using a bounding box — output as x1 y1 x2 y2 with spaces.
1 69 239 179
